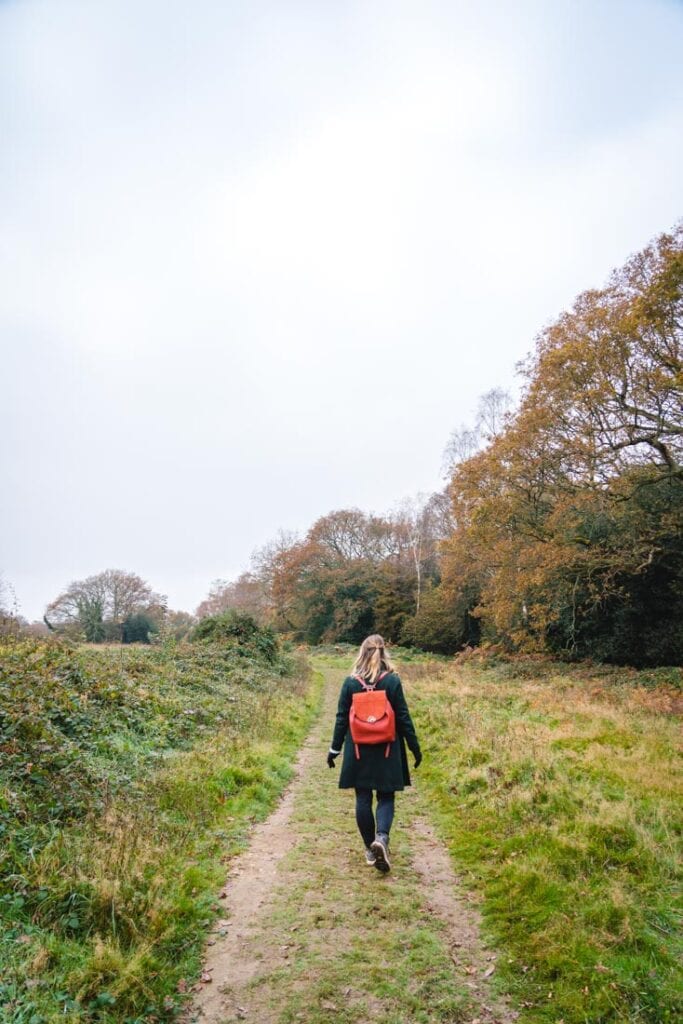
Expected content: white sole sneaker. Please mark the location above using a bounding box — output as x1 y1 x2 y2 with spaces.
370 837 391 872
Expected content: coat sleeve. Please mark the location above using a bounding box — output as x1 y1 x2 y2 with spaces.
391 677 421 757
330 678 352 752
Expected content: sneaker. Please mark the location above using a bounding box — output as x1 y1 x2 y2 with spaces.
370 835 391 873
364 847 377 866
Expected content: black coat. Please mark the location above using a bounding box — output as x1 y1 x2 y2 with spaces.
330 672 421 792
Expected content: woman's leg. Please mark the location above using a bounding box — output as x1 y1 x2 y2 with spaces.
375 790 395 841
354 787 376 848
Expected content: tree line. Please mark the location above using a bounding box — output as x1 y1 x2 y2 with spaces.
202 224 682 666
3 223 681 664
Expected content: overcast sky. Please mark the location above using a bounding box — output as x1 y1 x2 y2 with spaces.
2 0 682 621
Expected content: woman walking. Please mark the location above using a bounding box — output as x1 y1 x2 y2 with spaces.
327 634 422 873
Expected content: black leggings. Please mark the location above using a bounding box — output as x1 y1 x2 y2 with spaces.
354 788 395 848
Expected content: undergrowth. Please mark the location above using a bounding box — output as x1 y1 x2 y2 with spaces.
0 637 322 1024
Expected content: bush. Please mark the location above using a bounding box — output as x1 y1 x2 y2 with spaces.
192 610 279 662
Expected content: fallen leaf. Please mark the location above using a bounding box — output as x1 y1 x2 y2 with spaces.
200 971 212 983
483 965 495 977
176 979 187 992
594 963 610 973
321 1000 337 1011
464 965 477 975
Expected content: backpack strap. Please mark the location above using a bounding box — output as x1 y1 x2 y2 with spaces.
353 670 389 690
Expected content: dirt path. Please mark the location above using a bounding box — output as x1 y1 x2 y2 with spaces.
185 660 519 1024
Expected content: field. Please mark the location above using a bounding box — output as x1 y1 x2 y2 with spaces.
402 652 683 1023
1 639 681 1024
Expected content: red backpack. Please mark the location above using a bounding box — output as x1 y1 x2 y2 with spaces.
349 671 396 759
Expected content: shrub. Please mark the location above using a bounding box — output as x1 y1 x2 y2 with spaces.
192 610 279 662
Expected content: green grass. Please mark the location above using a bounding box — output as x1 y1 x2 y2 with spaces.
232 654 479 1024
4 640 680 1024
0 637 323 1024
400 655 683 1023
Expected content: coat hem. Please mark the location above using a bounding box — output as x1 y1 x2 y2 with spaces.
338 782 409 791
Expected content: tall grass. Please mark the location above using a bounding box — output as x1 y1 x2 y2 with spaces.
0 637 322 1024
404 655 682 1023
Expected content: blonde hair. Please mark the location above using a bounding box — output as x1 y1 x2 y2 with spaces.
351 634 395 684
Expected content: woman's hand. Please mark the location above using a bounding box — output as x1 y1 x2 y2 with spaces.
327 750 339 769
413 751 423 769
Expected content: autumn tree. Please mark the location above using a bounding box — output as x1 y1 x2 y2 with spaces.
268 510 395 643
197 496 455 648
164 609 196 640
196 572 269 623
439 223 683 664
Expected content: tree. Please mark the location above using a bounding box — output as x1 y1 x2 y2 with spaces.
389 493 448 616
442 388 514 475
0 574 24 636
164 610 196 641
401 580 481 653
247 511 397 643
196 573 269 622
122 612 158 644
307 509 396 565
439 222 683 664
442 424 480 475
45 569 166 641
476 386 513 442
